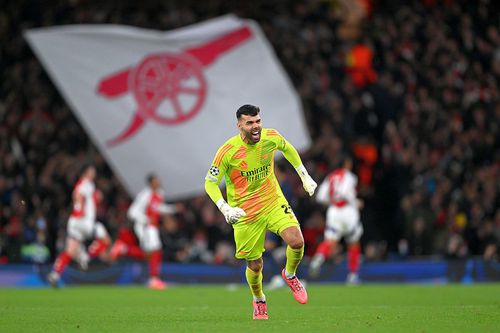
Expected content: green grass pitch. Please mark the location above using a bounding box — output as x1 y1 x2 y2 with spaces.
1 284 499 332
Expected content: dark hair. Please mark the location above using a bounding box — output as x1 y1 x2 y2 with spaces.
80 162 94 175
236 104 260 119
146 173 157 185
337 153 353 168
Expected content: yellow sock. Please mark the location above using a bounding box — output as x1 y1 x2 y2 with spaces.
285 245 304 277
245 266 263 299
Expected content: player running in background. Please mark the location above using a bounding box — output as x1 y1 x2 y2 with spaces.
205 104 317 320
309 155 363 284
111 173 176 290
109 226 145 262
47 164 111 287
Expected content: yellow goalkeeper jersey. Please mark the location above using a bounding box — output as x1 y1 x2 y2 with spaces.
205 128 303 222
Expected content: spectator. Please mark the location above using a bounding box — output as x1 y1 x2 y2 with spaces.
0 0 498 264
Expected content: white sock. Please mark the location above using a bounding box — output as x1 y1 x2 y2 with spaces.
285 270 295 279
253 294 266 302
311 254 325 267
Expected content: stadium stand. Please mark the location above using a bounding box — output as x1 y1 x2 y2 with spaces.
0 0 498 265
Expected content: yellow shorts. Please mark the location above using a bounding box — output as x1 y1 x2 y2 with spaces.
232 199 299 261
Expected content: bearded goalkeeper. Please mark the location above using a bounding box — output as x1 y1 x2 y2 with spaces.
205 104 317 320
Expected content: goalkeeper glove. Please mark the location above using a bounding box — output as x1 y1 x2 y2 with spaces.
216 199 246 224
295 164 317 196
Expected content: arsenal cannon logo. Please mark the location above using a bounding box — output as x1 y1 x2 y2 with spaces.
97 26 252 146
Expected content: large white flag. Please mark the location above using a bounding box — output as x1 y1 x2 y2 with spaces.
25 15 310 199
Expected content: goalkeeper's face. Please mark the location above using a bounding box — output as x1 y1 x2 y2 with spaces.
238 114 262 144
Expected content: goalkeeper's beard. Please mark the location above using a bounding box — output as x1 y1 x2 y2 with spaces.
243 127 262 144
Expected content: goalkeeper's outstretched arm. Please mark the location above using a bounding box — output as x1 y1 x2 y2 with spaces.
279 136 317 196
205 178 246 224
205 178 223 204
205 146 246 225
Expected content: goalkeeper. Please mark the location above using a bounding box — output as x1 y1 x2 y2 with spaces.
205 104 317 320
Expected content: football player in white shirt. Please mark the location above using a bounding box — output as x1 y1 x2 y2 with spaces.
47 164 111 287
309 155 363 284
112 173 176 290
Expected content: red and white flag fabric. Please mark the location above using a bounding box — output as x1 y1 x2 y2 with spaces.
25 15 310 199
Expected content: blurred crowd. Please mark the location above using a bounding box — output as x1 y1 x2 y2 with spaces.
0 0 498 265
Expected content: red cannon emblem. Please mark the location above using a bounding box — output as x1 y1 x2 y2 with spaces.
97 26 253 146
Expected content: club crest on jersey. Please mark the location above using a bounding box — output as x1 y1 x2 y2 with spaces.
209 166 220 177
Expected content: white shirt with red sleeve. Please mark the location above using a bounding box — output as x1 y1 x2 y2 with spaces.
316 169 358 208
127 188 176 227
71 178 97 221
